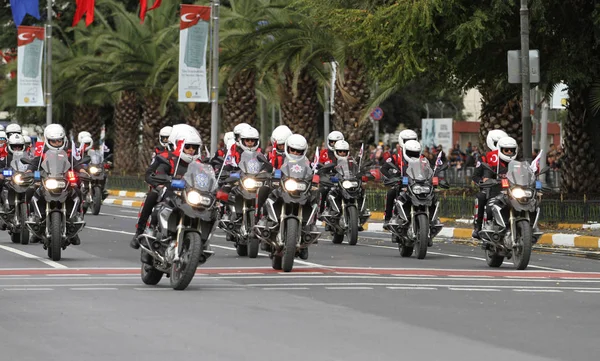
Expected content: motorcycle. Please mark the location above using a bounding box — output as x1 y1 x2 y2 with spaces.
478 161 544 270
319 158 374 245
217 151 271 258
25 150 86 261
254 158 321 272
385 159 448 259
136 161 217 290
0 155 35 244
81 151 111 215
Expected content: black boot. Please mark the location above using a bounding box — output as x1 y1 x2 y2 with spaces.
472 222 482 240
130 229 143 249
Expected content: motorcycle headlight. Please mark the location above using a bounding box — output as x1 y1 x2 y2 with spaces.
89 166 100 175
342 180 359 189
511 187 532 199
412 185 431 194
284 179 307 192
243 178 262 190
186 190 212 206
44 179 66 190
13 174 23 185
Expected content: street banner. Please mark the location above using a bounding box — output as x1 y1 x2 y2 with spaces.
17 26 45 107
421 118 453 154
178 4 211 103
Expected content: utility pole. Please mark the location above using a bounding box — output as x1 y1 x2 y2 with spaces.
520 0 532 160
324 86 330 137
45 0 52 125
210 0 220 155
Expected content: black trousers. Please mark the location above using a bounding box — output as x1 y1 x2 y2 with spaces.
136 190 160 233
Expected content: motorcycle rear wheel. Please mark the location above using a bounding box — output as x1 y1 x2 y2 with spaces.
141 262 163 285
19 203 29 245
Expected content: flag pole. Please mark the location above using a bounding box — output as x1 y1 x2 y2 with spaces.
45 0 52 125
209 0 220 156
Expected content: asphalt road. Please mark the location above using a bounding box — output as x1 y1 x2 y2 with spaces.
0 204 599 361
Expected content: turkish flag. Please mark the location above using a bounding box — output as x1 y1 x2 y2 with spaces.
139 0 163 23
486 150 499 167
72 0 95 27
34 141 44 157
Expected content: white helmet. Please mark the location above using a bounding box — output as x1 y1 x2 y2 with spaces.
77 131 91 144
80 135 93 150
177 132 203 164
233 123 252 145
239 127 260 152
271 125 293 154
23 135 31 146
159 126 172 147
402 140 422 162
7 134 25 156
284 134 308 161
44 124 67 151
334 140 350 160
0 125 4 131
6 123 21 137
486 129 509 151
398 129 418 148
0 131 7 142
168 124 201 150
497 137 518 163
223 132 235 150
327 131 344 151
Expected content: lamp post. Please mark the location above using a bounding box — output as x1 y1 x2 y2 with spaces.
520 0 532 160
45 0 52 125
210 0 220 155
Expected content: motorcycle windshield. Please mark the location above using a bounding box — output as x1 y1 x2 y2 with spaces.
335 158 358 179
10 155 29 172
239 151 263 175
281 158 312 180
184 162 218 193
89 150 104 165
406 160 433 181
41 150 71 176
507 161 536 187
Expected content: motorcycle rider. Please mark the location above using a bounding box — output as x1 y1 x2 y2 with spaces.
317 131 345 214
5 123 22 138
0 134 29 211
156 126 173 154
130 129 203 249
382 129 419 228
320 139 352 218
23 135 32 155
28 124 84 245
471 129 509 239
0 131 8 159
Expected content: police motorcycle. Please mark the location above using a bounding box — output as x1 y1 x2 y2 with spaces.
319 158 374 245
80 150 111 215
25 150 87 261
136 161 217 290
0 155 35 244
385 158 448 259
477 161 543 270
217 151 271 258
254 158 321 272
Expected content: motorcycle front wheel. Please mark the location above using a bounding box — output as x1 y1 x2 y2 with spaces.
170 232 203 290
512 220 532 270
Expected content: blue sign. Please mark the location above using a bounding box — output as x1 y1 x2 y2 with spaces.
371 107 384 121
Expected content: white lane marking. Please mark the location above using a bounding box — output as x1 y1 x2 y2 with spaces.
325 286 373 290
448 275 492 278
218 272 263 276
46 274 90 277
133 288 170 291
98 213 138 219
0 245 68 269
336 272 377 276
70 287 118 291
513 289 563 293
449 288 501 292
262 287 310 290
86 226 135 235
386 286 437 290
242 282 600 291
574 290 600 293
3 288 54 291
120 210 139 214
319 238 573 273
210 243 330 268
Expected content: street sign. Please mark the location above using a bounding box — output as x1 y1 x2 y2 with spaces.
371 106 384 121
507 49 540 84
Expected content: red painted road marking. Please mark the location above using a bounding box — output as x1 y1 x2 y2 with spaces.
1 267 600 278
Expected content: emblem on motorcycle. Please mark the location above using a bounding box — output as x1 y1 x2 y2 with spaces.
195 173 209 188
290 164 302 173
247 159 260 173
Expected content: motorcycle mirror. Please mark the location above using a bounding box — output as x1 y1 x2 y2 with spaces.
273 170 282 179
330 176 339 183
402 176 409 185
535 180 542 190
171 179 186 190
312 174 320 184
34 171 40 181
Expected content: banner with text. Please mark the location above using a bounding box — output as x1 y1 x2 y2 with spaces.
17 26 45 107
178 4 210 103
421 118 453 153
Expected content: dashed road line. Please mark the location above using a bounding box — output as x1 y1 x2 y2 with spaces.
0 245 68 269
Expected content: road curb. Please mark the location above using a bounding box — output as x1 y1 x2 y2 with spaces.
103 198 143 208
107 190 146 198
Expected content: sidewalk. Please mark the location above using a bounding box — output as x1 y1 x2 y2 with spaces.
105 189 600 249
